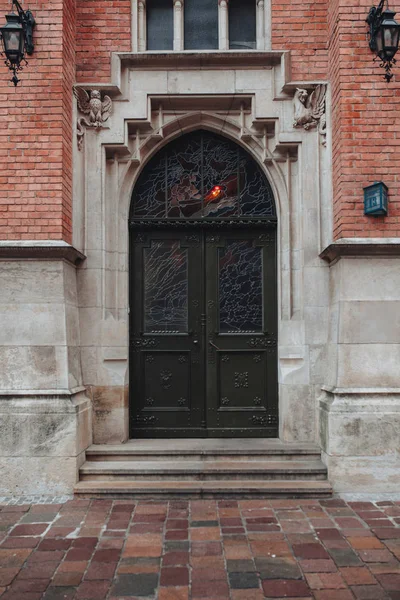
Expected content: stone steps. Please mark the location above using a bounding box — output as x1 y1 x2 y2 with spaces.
75 439 332 498
79 459 328 481
74 479 332 498
85 439 322 462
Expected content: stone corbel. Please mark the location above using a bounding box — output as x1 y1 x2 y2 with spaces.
74 88 113 151
293 84 327 145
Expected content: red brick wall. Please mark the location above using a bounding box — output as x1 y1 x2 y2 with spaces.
271 0 329 80
328 0 400 239
0 0 75 242
76 0 131 82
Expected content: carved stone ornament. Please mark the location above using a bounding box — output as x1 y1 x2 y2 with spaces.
74 88 112 151
293 84 327 145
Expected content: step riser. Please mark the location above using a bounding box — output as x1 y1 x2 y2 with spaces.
75 490 332 499
86 453 323 463
80 472 327 482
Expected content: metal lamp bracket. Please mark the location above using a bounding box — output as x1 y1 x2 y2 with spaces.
11 0 35 55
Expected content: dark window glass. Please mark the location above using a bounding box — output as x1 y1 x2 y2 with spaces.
147 0 173 51
132 132 276 219
184 0 219 50
229 0 256 50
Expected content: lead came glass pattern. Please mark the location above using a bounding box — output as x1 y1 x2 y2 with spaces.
218 241 263 333
132 132 275 219
144 241 188 333
166 133 203 218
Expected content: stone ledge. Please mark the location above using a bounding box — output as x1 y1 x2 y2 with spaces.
320 238 400 264
0 241 86 265
118 50 285 71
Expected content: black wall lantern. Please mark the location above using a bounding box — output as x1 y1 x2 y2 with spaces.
366 0 400 82
0 0 35 86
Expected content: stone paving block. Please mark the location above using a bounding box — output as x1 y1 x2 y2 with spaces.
359 549 396 563
162 551 189 566
111 573 159 597
256 557 303 580
328 547 362 567
0 568 20 586
340 567 376 585
305 572 346 589
375 572 400 590
52 571 83 586
160 567 189 586
158 587 189 600
261 578 311 597
18 560 59 579
292 543 330 560
191 578 230 598
228 571 260 589
313 591 354 599
10 524 48 536
226 559 256 572
351 584 388 599
43 588 77 600
300 559 338 573
75 580 110 599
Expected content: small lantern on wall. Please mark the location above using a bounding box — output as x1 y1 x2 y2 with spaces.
366 0 400 82
364 181 388 216
0 0 35 86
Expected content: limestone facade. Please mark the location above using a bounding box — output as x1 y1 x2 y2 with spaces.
0 0 399 496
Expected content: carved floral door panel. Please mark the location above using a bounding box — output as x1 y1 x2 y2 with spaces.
130 229 278 438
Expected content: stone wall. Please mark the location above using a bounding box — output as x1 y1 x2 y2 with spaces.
0 257 92 494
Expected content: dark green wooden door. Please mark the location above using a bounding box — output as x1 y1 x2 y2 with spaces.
130 229 278 438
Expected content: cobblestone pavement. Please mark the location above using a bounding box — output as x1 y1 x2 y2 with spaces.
0 498 399 599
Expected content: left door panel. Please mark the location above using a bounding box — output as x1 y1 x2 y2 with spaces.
130 231 205 438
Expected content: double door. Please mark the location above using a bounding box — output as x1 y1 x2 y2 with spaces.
130 229 278 438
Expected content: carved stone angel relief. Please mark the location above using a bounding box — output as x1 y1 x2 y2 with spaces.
74 88 112 151
293 84 327 145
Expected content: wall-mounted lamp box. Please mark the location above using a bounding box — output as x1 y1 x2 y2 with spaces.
364 181 388 216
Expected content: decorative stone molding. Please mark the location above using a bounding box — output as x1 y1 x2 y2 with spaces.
293 84 327 144
320 238 400 264
0 241 86 265
74 88 112 151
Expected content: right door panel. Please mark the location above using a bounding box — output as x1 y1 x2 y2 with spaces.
205 230 278 437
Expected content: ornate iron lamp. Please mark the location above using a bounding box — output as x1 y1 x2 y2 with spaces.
366 0 400 82
0 0 35 86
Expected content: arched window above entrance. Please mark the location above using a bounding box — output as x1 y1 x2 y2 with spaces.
131 131 276 221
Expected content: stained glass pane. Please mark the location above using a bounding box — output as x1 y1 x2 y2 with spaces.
219 241 263 333
147 0 173 51
184 0 219 50
229 0 257 50
166 133 203 218
131 132 275 219
202 135 239 218
144 241 188 333
134 154 166 218
238 151 275 216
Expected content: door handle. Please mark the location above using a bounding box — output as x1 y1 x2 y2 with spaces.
193 339 199 345
209 340 221 351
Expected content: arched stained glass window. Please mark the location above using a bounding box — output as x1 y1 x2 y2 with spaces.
132 131 275 220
